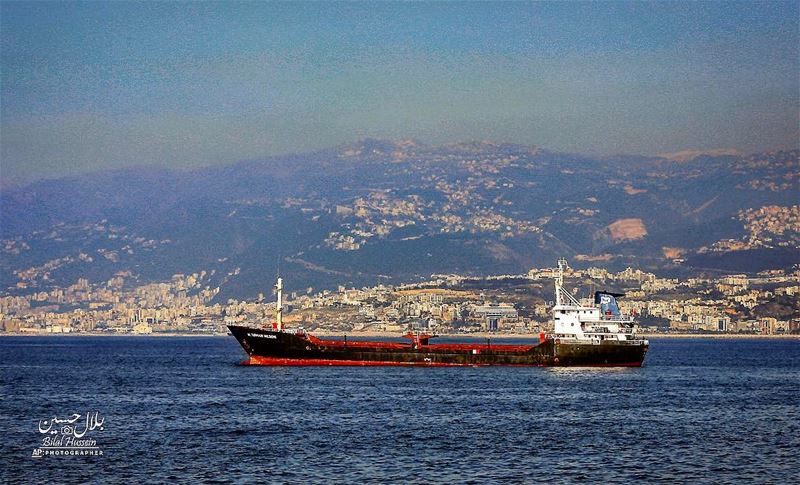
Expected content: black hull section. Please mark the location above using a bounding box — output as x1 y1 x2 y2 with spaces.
553 341 649 366
228 325 649 367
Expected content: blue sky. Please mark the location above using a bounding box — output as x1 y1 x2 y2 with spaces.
1 1 798 183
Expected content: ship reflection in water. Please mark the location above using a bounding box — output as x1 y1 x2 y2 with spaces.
230 259 649 367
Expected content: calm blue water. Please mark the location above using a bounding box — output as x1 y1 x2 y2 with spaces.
1 336 798 484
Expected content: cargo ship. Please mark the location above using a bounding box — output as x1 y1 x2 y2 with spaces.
228 259 649 367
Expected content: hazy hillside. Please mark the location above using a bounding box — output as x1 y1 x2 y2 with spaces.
1 140 797 300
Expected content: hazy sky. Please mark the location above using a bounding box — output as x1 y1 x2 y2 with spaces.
1 1 798 183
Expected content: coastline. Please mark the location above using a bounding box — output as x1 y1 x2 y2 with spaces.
2 330 798 339
0 332 226 337
639 333 800 339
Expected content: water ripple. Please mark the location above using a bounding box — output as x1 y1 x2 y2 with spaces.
0 336 798 484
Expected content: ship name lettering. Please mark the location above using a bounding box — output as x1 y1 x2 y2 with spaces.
247 333 277 339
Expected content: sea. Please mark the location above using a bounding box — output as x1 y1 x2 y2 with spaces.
1 336 798 484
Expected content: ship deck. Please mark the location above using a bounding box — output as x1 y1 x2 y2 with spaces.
309 336 536 353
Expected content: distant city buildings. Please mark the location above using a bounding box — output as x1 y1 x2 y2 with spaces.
1 263 799 336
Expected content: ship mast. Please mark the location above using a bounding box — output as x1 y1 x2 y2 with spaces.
555 258 567 306
555 258 580 306
275 277 283 331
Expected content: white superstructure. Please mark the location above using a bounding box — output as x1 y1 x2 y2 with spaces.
552 258 648 346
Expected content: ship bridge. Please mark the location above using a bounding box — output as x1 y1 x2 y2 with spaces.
551 258 647 345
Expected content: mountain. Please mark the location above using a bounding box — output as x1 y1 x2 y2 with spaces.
1 140 798 300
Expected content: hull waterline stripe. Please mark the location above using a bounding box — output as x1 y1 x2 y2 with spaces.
242 357 643 367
